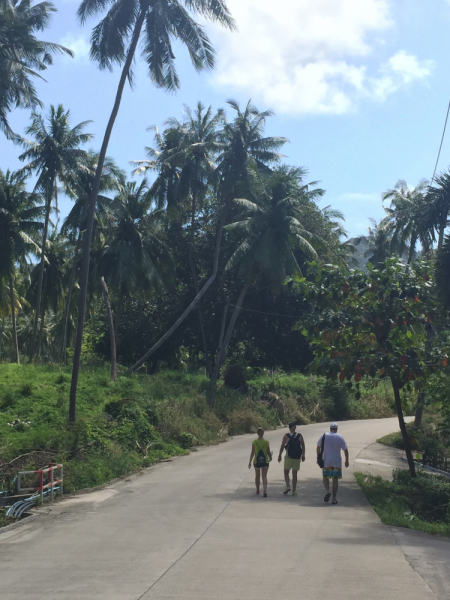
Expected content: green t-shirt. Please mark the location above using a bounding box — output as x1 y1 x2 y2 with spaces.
252 438 270 464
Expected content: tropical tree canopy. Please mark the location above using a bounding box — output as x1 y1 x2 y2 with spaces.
0 0 73 137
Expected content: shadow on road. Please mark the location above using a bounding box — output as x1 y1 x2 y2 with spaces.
204 476 372 510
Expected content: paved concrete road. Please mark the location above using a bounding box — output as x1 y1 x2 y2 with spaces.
0 418 440 599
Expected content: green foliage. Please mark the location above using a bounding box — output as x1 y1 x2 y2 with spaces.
356 471 450 535
293 258 447 395
0 365 395 503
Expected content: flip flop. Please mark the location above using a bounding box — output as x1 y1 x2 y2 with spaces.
324 493 331 503
332 499 338 505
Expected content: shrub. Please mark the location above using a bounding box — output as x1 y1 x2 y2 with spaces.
224 364 247 390
392 469 450 523
227 408 260 435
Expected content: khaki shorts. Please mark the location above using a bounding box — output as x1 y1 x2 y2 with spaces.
284 456 301 471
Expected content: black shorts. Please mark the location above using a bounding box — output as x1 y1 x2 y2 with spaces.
254 462 269 469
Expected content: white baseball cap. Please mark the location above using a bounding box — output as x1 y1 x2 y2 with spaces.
330 422 338 429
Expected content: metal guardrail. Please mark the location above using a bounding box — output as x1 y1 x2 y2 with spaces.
17 463 63 504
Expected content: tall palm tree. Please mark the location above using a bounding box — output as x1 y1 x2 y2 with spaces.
127 99 288 374
69 0 235 420
94 176 171 375
59 151 123 362
132 102 225 374
17 104 93 361
0 168 44 362
425 170 450 250
0 0 73 137
382 179 431 263
208 165 324 405
26 231 70 357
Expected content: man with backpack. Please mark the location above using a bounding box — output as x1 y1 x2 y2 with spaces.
278 422 305 495
316 422 349 505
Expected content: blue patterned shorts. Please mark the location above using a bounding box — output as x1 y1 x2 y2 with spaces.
323 466 342 479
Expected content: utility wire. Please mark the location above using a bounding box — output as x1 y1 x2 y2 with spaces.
229 303 303 319
430 98 450 185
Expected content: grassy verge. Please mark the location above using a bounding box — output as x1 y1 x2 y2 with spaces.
0 364 395 506
355 471 450 536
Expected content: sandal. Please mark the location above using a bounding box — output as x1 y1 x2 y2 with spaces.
324 493 331 503
332 499 338 505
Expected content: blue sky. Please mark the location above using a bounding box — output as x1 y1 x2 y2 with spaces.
2 0 450 237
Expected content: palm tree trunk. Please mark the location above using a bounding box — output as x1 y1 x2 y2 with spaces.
37 307 45 360
392 381 416 477
9 271 19 364
188 180 212 377
127 202 230 375
114 296 122 355
208 269 253 407
100 277 117 382
59 233 81 363
207 298 229 406
29 184 52 362
69 8 147 422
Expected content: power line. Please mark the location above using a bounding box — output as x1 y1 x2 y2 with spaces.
229 303 303 319
430 98 450 184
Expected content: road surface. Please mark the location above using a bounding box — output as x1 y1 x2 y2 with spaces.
0 418 444 599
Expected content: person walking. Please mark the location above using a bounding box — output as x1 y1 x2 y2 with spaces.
317 422 349 505
248 427 272 497
278 422 305 496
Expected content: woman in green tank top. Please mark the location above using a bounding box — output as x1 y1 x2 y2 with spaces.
248 427 272 497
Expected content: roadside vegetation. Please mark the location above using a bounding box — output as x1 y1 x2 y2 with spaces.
0 364 394 499
357 400 450 536
356 470 450 537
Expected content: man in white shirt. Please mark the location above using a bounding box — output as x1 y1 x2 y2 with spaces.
316 422 349 505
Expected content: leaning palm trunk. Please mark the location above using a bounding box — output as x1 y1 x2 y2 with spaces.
208 269 253 407
29 184 52 362
127 204 230 375
8 272 19 364
69 9 147 422
100 277 117 382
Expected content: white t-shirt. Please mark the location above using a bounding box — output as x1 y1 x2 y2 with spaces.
317 432 348 468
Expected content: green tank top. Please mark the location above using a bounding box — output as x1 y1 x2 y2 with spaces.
252 438 270 464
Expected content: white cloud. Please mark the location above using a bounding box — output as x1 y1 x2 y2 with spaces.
60 34 90 62
208 0 433 114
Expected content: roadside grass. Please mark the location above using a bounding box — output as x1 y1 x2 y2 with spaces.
0 364 395 501
355 471 450 537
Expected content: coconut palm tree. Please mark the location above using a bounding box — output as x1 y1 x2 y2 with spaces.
207 165 325 405
69 0 235 420
435 233 450 309
127 99 288 374
0 168 44 362
17 104 93 361
425 170 450 250
354 218 394 266
382 179 431 263
132 102 225 374
26 231 71 357
94 176 172 375
58 152 123 362
0 0 73 137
